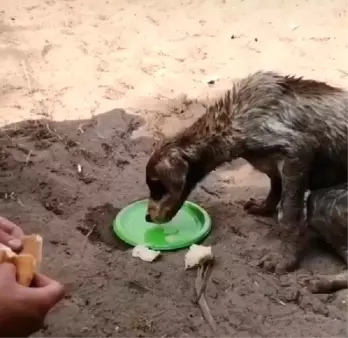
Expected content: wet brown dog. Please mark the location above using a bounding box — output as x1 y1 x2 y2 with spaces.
145 71 348 280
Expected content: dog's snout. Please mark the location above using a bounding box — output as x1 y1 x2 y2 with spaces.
145 214 152 222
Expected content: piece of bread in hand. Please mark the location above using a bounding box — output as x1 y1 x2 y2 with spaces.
0 234 43 286
11 254 37 286
22 234 43 271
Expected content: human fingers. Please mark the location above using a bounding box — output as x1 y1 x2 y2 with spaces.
0 229 22 251
0 216 25 238
0 262 17 284
21 274 65 313
0 216 24 251
32 272 61 288
0 265 46 337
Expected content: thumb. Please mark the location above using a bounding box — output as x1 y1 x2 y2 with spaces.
21 274 65 313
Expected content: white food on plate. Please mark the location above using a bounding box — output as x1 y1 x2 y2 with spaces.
132 245 161 262
165 235 176 243
184 244 213 269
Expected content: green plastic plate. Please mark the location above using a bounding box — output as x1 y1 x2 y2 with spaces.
113 199 212 251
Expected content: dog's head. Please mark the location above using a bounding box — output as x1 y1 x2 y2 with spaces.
145 147 190 224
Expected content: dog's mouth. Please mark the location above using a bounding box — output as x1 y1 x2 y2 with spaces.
145 213 174 224
153 218 169 225
146 205 181 224
146 192 187 224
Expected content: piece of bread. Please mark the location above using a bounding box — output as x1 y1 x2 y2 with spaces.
132 244 161 262
184 244 213 269
0 234 43 286
10 254 37 286
22 234 43 271
0 245 15 266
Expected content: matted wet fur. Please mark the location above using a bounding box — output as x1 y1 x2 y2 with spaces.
145 70 348 278
299 183 348 293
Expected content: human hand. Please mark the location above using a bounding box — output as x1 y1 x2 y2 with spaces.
0 263 65 337
0 216 24 252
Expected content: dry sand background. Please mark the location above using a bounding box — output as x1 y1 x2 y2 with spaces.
0 0 347 337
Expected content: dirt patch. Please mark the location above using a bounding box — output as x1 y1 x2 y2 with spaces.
0 107 346 337
81 202 130 251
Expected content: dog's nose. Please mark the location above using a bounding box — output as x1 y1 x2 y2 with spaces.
145 214 152 222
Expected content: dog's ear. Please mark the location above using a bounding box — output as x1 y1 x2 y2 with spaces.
156 149 188 194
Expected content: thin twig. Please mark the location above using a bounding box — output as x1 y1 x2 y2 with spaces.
195 264 217 332
79 224 97 259
16 198 24 207
256 218 276 227
77 125 85 134
337 69 348 77
24 150 33 165
16 144 35 156
77 120 97 135
195 260 214 302
45 123 63 141
200 184 220 197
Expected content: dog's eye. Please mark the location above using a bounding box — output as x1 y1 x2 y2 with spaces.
147 179 167 200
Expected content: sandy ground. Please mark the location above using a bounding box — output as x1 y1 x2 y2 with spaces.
0 0 348 337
